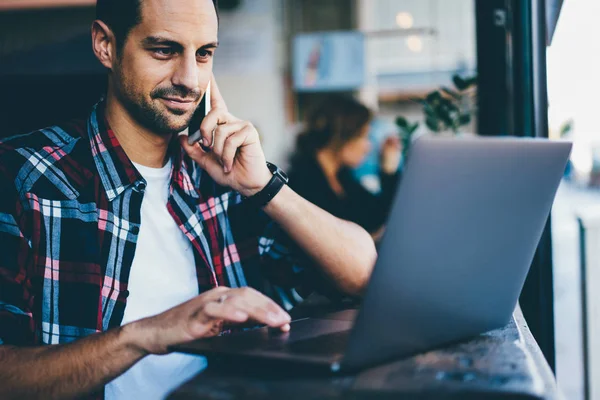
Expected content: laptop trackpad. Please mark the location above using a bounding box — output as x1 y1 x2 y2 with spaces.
318 309 358 321
284 317 353 340
262 318 353 355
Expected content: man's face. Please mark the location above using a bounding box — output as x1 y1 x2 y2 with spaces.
111 0 218 136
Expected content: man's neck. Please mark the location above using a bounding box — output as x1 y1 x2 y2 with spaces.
105 94 172 168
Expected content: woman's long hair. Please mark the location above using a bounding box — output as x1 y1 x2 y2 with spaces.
294 95 372 159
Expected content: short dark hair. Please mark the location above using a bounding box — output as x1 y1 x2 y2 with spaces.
96 0 219 52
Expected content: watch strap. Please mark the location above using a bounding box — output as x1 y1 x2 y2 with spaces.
244 162 288 208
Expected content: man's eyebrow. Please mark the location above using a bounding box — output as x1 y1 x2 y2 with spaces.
201 42 219 49
142 36 182 47
142 36 219 50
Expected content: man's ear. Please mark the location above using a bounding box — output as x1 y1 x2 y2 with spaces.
91 20 117 69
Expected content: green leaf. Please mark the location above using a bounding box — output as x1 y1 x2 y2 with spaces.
426 117 440 132
459 114 472 125
409 122 419 134
441 87 461 100
439 112 453 128
560 119 573 137
422 102 438 119
396 116 409 128
441 98 459 112
464 76 477 88
426 91 442 103
453 75 468 90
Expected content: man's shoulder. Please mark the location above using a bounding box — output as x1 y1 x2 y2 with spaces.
0 119 92 198
0 119 86 154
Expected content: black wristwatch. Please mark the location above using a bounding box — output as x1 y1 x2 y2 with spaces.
244 162 289 208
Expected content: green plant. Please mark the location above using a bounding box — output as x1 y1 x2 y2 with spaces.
417 74 477 133
395 116 419 161
394 74 478 161
560 119 573 138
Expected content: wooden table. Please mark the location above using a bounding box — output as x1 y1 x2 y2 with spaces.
169 306 561 400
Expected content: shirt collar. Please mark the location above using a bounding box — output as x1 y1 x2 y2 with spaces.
87 101 200 202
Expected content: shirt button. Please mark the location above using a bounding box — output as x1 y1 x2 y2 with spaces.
123 290 130 298
131 226 140 235
134 181 147 193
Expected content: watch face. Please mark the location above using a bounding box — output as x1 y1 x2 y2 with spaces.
278 169 289 183
266 161 277 173
266 162 289 183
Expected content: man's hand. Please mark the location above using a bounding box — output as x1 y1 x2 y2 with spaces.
180 75 272 197
128 286 291 355
0 286 289 400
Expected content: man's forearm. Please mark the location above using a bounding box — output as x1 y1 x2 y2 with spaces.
0 324 145 400
263 185 377 295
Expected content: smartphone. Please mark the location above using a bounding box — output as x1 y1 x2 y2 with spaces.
187 81 211 146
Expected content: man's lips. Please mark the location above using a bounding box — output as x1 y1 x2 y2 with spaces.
160 97 197 111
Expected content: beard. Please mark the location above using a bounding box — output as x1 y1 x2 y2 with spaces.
113 63 202 136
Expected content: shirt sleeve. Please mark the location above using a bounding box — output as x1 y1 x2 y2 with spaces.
258 218 353 308
0 154 35 346
228 198 348 309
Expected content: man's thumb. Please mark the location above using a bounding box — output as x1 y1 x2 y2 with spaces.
179 135 221 175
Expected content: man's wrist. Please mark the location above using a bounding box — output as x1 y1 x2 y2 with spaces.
243 162 288 208
241 168 272 197
262 184 290 213
120 321 151 357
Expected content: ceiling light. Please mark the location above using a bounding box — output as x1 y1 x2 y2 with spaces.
396 12 414 29
406 35 423 52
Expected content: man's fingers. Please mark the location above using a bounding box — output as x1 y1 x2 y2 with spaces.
197 75 232 146
221 128 250 173
229 287 291 327
212 121 246 162
226 295 289 327
199 110 223 147
199 109 241 148
202 301 249 323
179 135 224 176
209 74 227 111
199 287 291 328
180 134 205 159
187 288 292 340
179 135 211 166
198 286 230 302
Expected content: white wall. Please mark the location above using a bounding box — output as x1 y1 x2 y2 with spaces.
363 0 476 74
213 0 290 165
357 0 476 99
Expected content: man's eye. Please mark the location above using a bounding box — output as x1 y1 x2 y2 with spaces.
197 49 213 59
153 48 174 57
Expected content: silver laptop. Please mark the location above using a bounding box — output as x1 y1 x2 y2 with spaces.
173 136 572 373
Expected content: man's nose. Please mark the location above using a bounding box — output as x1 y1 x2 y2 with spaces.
172 53 200 94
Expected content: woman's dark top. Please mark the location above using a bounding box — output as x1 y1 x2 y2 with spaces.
287 154 400 233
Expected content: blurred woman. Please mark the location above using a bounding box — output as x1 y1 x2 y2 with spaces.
288 96 401 238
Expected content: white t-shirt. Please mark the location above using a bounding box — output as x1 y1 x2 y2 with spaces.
105 160 207 400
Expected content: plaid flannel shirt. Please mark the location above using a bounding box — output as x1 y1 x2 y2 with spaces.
0 101 306 348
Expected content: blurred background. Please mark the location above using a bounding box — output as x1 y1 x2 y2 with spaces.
2 0 600 399
0 0 477 168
